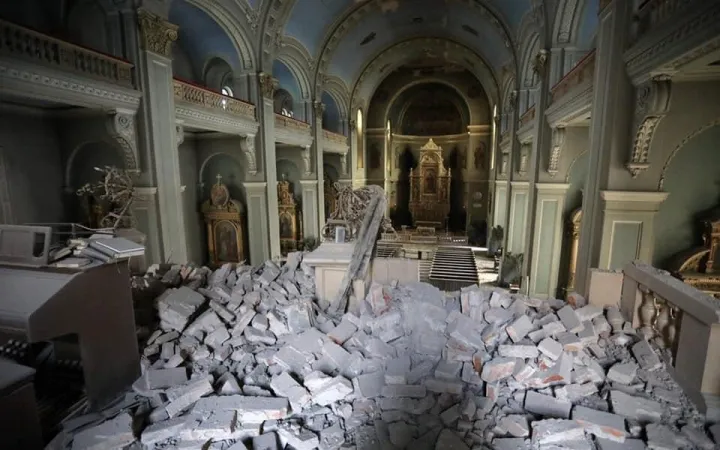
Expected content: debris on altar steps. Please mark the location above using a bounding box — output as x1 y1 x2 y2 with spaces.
50 252 717 450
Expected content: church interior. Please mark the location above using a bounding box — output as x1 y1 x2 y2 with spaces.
3 0 720 448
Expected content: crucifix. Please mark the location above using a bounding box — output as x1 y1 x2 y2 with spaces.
215 174 223 185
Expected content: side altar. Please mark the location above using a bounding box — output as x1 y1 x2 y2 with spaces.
409 138 451 229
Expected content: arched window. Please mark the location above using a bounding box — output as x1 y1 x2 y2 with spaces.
221 86 233 97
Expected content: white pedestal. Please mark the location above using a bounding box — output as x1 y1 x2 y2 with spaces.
304 242 355 310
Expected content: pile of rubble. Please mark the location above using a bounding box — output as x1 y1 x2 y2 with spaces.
54 252 720 450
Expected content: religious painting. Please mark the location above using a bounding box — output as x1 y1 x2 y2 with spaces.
214 221 239 262
474 143 486 170
202 175 245 266
278 180 301 256
279 212 294 239
369 143 381 169
423 168 437 194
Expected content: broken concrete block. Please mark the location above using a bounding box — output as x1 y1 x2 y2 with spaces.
537 337 563 360
556 332 584 352
71 413 135 450
542 320 567 337
270 372 311 411
327 319 358 345
632 339 662 371
307 376 354 406
277 425 319 450
440 404 461 425
165 376 214 418
140 416 191 446
498 415 529 437
216 372 242 395
435 360 463 380
352 371 385 398
492 437 531 450
572 405 626 442
322 341 352 371
557 305 583 333
576 305 603 322
681 425 715 450
498 344 539 359
434 428 470 450
595 438 646 450
193 395 289 422
385 355 411 384
481 358 516 383
607 362 638 385
524 391 571 419
135 367 188 392
253 431 280 450
204 326 230 349
157 287 206 332
554 383 597 403
381 384 427 399
646 423 687 450
424 378 464 395
531 419 585 446
485 307 515 325
506 315 533 343
245 327 277 345
609 390 662 423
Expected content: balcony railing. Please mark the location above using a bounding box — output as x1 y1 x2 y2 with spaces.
173 78 256 120
550 50 596 104
621 261 720 404
275 114 311 133
519 106 536 128
0 19 133 88
322 129 347 145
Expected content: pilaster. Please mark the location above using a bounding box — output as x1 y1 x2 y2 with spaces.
522 49 552 279
313 102 326 235
258 73 281 259
507 181 530 255
598 191 668 270
136 8 188 263
575 0 634 296
300 180 320 241
501 93 521 257
349 119 362 187
243 181 270 265
492 180 508 230
529 183 570 298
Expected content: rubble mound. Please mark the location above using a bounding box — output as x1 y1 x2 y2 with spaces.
55 253 720 450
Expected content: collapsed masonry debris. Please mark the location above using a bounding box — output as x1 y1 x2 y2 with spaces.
50 253 717 450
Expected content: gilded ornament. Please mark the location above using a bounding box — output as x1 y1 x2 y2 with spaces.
137 9 178 57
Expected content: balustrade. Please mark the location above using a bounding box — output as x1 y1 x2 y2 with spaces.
172 78 256 120
550 50 595 105
322 129 347 145
275 114 311 133
0 19 133 87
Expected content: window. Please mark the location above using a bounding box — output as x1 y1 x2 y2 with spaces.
221 86 233 97
280 108 294 118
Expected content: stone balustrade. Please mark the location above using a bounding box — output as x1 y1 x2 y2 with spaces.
635 0 693 39
275 114 311 133
0 19 134 88
173 78 256 120
550 50 595 104
621 260 720 408
322 129 347 146
518 105 536 128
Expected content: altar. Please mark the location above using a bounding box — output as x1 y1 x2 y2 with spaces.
409 138 451 229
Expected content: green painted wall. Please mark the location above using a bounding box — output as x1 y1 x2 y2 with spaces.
653 125 720 266
494 186 507 228
535 198 558 295
511 192 527 254
610 222 641 270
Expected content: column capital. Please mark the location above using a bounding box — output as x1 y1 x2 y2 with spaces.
137 8 178 57
258 72 276 99
314 101 326 118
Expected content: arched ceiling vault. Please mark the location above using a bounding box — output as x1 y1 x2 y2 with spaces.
352 37 500 113
385 80 474 129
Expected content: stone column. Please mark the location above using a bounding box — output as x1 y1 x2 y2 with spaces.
258 73 281 260
243 181 270 265
522 49 551 279
529 183 570 298
300 180 320 242
136 8 188 263
313 102 326 234
575 0 633 296
598 191 668 270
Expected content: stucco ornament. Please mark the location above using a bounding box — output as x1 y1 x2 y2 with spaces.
242 134 258 175
532 49 549 79
548 127 566 177
258 73 276 99
314 102 326 119
301 145 313 176
137 9 178 57
340 152 348 175
105 110 139 174
627 75 672 178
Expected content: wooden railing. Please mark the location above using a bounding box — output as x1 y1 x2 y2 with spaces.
322 129 347 145
635 0 693 38
519 106 536 128
621 261 720 404
550 50 596 104
173 78 256 119
275 114 311 133
0 19 133 88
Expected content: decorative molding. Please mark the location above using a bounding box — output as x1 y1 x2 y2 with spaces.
258 72 276 98
545 82 593 128
174 105 259 136
137 9 178 58
242 134 258 175
565 150 588 183
274 114 313 147
535 183 571 192
0 61 142 111
301 145 312 176
627 75 672 178
173 78 256 120
548 127 566 177
176 125 185 147
510 181 531 188
314 101 326 119
658 117 720 190
600 190 669 207
554 0 581 45
105 109 139 173
259 0 296 68
322 130 349 154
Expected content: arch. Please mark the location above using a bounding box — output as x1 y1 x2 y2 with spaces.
203 57 235 92
65 140 128 190
198 151 247 186
323 162 340 181
520 33 540 88
273 59 304 119
185 0 257 71
553 0 598 47
321 91 342 133
258 0 296 70
658 118 720 190
275 36 313 101
274 89 295 116
322 75 350 121
172 44 198 81
351 38 500 112
390 83 471 136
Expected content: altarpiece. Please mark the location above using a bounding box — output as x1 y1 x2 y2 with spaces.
202 175 245 266
278 180 302 255
409 138 451 228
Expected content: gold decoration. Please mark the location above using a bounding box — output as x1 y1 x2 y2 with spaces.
409 138 451 229
667 211 720 297
566 207 583 295
137 9 178 57
278 180 301 255
202 175 245 266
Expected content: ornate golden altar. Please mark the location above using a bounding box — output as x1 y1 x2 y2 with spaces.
409 138 451 229
202 176 245 266
668 212 720 297
278 180 302 255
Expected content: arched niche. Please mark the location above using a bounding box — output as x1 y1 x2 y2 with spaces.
204 57 234 93
273 60 304 121
66 140 126 225
66 0 110 55
654 125 720 267
276 159 302 198
199 153 247 206
322 91 342 133
274 89 295 118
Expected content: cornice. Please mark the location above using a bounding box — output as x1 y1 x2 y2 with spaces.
0 59 142 111
600 190 669 204
545 83 593 128
274 127 314 147
174 105 259 136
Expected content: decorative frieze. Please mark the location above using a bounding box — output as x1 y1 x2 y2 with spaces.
548 127 566 177
137 9 178 58
173 79 256 119
550 50 596 104
627 75 672 178
242 134 258 175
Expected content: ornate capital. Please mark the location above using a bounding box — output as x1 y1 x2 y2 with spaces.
137 9 178 58
548 127 566 177
349 119 356 131
241 134 258 175
314 101 326 119
627 75 672 178
105 110 138 173
532 49 550 79
258 72 276 99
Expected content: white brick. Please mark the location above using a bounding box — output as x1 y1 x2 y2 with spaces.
498 415 530 437
498 344 539 359
327 319 357 344
609 390 662 423
352 371 385 398
607 362 638 385
576 305 603 322
506 315 533 343
385 355 411 384
524 391 571 419
270 372 311 411
424 378 464 395
557 305 583 333
632 339 662 371
192 395 289 422
538 338 563 360
572 405 626 442
481 358 517 383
